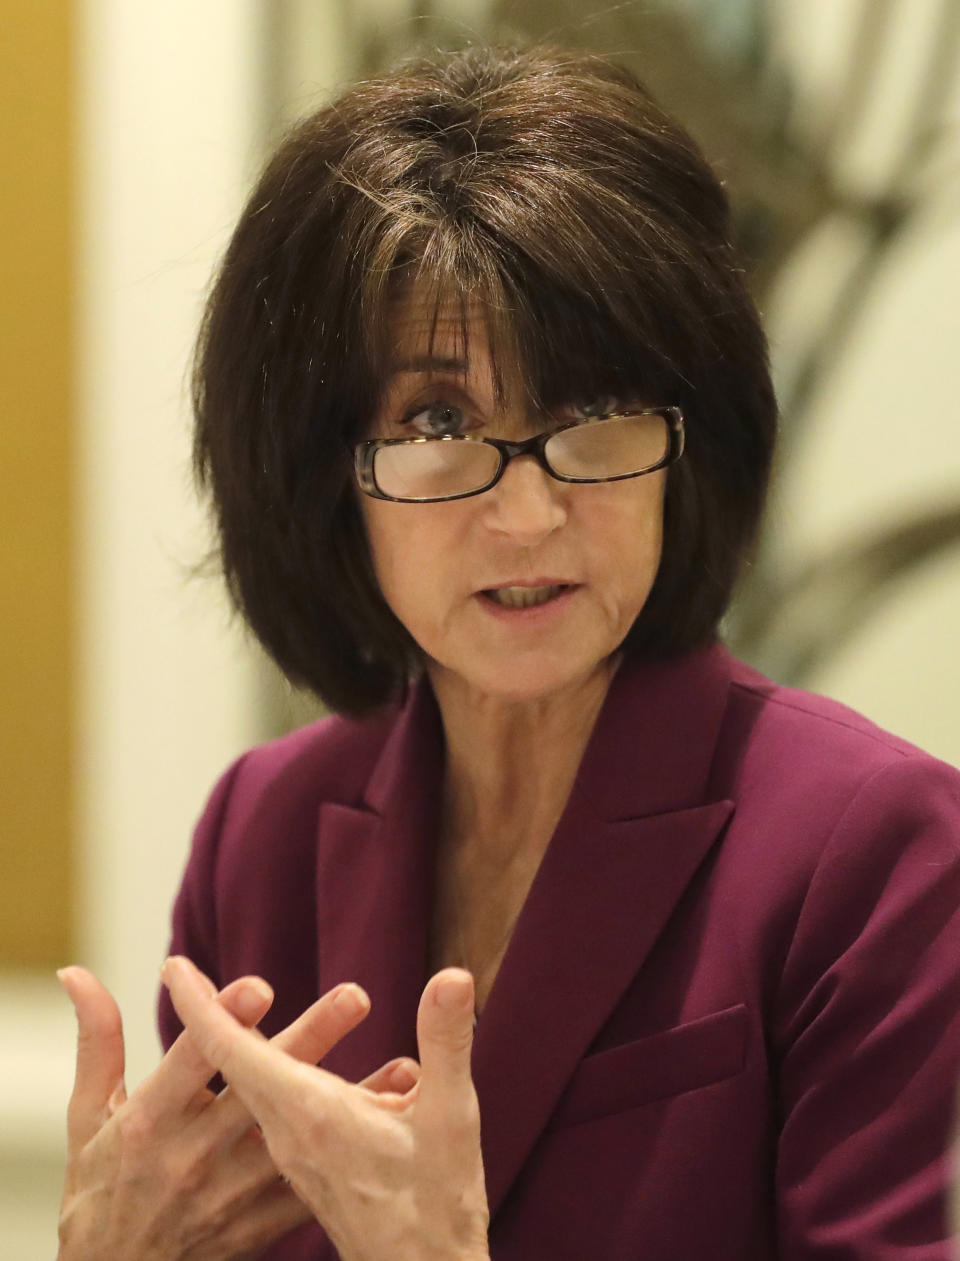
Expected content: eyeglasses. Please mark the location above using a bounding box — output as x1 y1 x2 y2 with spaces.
353 406 684 503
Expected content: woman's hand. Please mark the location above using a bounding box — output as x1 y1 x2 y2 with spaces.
56 966 420 1261
162 955 491 1261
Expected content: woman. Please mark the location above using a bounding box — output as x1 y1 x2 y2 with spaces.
57 44 960 1260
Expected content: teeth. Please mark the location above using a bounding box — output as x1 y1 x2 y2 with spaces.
487 585 564 608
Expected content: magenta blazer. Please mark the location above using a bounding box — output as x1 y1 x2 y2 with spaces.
159 643 960 1259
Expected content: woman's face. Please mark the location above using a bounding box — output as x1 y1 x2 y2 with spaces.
357 300 667 706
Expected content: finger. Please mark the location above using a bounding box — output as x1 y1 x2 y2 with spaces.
162 956 340 1123
59 966 125 1154
134 972 275 1124
272 983 371 1064
216 1052 419 1142
364 1058 424 1114
212 982 373 1138
361 1057 421 1096
415 968 476 1109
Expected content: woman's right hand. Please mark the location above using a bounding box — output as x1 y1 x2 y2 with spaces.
56 966 420 1261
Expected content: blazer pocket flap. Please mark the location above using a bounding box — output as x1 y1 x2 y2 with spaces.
549 1003 748 1130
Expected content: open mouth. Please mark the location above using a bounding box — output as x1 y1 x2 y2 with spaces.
480 584 573 609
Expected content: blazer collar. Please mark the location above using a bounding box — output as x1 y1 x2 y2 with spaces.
570 640 734 819
315 642 736 1216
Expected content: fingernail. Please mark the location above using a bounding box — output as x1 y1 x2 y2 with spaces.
56 967 78 1007
436 972 472 1010
234 978 273 1022
390 1060 420 1091
162 956 216 997
333 983 369 1017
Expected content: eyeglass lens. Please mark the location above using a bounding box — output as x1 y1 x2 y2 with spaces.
372 412 669 501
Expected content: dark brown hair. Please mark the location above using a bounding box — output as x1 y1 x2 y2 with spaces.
193 44 777 715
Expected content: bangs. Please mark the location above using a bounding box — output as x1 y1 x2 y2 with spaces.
357 224 523 415
355 215 687 423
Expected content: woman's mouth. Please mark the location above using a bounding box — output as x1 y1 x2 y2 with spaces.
481 584 569 609
476 583 580 621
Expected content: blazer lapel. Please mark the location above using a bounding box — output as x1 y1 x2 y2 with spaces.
314 679 445 1082
473 797 734 1214
472 643 738 1215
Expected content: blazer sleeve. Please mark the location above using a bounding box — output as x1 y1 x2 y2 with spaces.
157 754 247 1053
773 751 960 1258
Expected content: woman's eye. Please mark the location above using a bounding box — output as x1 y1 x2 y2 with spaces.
400 401 469 436
569 396 622 420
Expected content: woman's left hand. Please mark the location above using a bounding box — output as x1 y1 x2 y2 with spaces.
161 956 490 1261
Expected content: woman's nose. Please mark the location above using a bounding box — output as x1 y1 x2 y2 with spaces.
482 454 567 542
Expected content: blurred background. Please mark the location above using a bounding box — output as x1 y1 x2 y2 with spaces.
2 0 959 1253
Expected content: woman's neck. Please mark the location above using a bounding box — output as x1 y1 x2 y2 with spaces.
428 655 622 860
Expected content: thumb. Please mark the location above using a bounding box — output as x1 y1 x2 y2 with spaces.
58 966 126 1154
415 968 476 1107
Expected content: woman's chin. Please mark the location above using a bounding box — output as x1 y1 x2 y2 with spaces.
426 651 612 708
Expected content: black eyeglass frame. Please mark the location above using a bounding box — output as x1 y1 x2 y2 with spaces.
353 406 685 503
